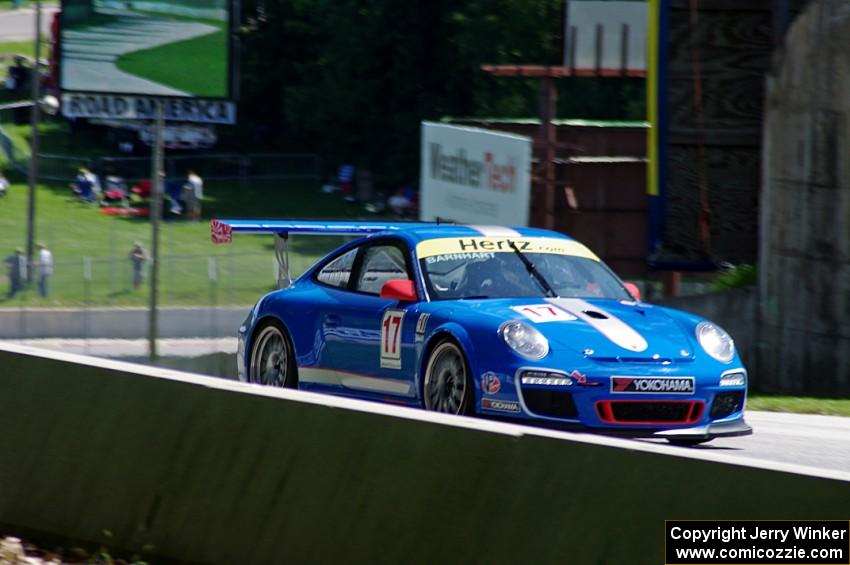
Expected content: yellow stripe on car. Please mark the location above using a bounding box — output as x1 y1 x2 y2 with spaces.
415 237 600 261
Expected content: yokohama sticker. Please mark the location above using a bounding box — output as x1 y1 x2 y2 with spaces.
610 377 695 394
481 398 520 413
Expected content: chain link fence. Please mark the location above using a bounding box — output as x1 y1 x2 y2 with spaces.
0 251 325 309
0 126 28 175
0 124 321 183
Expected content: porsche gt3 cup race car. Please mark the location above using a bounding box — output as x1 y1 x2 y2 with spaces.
211 219 751 445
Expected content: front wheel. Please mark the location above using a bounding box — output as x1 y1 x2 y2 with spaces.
423 340 472 415
249 320 297 388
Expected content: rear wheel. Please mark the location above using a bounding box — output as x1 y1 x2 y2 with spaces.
423 340 472 415
249 320 297 388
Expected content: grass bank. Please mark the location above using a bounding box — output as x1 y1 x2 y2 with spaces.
748 396 850 418
0 177 356 306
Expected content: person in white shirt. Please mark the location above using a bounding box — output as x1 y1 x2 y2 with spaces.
85 170 102 202
36 243 53 297
184 170 203 221
0 173 9 197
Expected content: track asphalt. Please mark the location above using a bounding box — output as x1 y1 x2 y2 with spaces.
0 4 57 42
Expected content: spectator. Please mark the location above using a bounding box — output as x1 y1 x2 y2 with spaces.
338 164 355 202
321 175 339 193
0 173 9 197
70 168 93 201
35 243 53 297
103 176 128 206
85 168 102 203
129 241 148 289
184 169 203 221
388 187 414 217
4 248 26 298
167 179 184 215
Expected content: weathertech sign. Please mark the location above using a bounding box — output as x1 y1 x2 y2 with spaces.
611 377 695 394
419 122 531 226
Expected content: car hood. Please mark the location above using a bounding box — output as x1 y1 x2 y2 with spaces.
450 297 696 361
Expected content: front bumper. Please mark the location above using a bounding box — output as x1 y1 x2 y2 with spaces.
477 364 750 437
651 416 753 439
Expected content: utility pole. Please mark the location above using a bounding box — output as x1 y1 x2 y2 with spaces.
26 0 43 276
148 100 164 360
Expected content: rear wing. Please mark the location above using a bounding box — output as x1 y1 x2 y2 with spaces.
210 219 436 243
210 219 439 288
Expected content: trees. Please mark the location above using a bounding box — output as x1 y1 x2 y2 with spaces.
235 0 642 189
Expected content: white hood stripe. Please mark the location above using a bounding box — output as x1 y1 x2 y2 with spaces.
466 225 522 237
545 298 648 352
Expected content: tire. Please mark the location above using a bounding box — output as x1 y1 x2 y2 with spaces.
667 437 713 447
423 339 472 415
248 320 297 388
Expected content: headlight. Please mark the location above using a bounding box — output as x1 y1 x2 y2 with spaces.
500 321 549 360
696 322 735 363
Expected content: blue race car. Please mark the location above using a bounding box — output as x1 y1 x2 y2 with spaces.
212 219 751 445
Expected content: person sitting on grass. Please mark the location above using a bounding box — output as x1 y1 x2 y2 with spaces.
70 167 100 202
388 187 414 217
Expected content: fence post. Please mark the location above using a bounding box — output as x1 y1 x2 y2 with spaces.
83 256 91 346
208 256 217 340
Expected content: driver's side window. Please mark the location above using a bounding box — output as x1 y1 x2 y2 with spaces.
356 245 409 295
316 248 357 289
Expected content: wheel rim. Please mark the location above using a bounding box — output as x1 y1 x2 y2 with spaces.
424 342 467 414
250 326 289 387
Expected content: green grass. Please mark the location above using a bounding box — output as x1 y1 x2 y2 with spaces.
0 0 29 9
0 40 34 59
748 396 850 417
115 29 228 97
0 40 35 84
0 177 361 307
2 118 118 158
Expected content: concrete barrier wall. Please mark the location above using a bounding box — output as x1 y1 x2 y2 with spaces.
760 0 850 395
0 306 249 339
0 344 847 565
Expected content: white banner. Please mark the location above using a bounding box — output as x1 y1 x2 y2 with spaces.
61 93 236 125
419 122 532 226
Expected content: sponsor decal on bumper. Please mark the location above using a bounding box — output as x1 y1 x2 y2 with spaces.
481 372 502 394
611 376 695 394
481 398 521 413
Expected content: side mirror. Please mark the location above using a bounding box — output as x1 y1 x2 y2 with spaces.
624 282 641 301
380 279 417 302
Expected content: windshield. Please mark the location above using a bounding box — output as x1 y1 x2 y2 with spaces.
419 243 631 301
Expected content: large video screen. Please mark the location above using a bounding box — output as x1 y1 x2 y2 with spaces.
60 0 232 99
